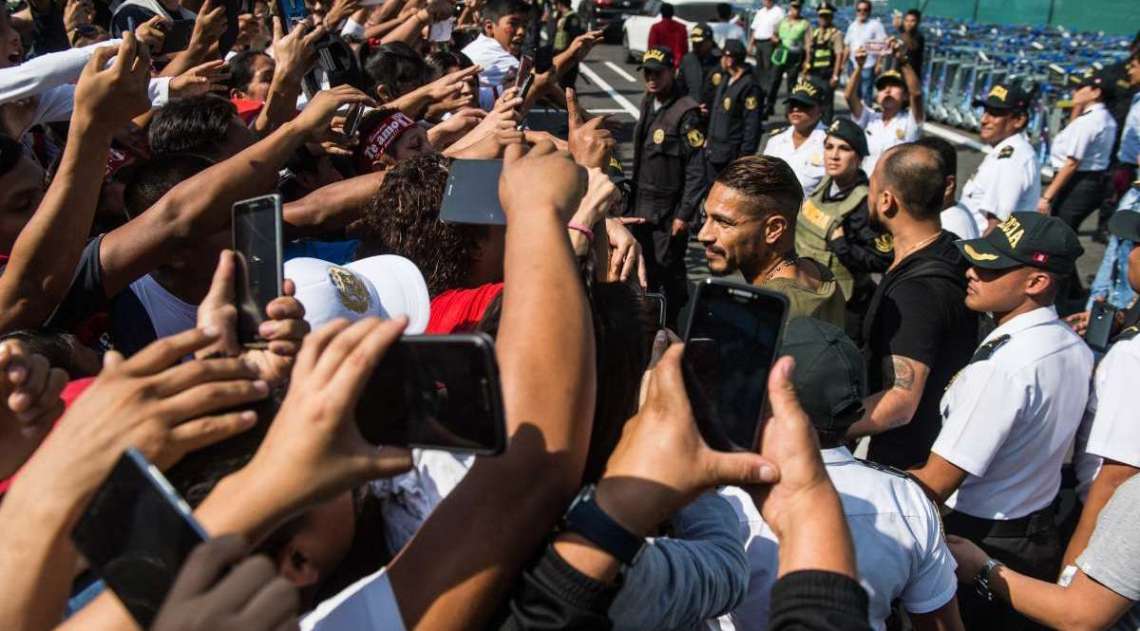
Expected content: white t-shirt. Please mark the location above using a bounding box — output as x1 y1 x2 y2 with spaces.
1074 333 1140 502
763 124 826 198
462 34 519 103
854 106 921 177
935 307 1094 520
717 447 957 631
844 18 888 67
750 5 785 40
301 567 405 631
1050 102 1118 171
940 202 979 240
711 21 747 49
128 274 199 342
959 132 1041 234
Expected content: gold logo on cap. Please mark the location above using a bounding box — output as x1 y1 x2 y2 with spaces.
745 95 759 110
828 120 841 133
691 26 703 37
653 128 665 144
963 244 999 261
609 156 622 170
328 266 370 314
643 49 666 64
998 216 1024 249
989 85 1008 102
793 80 818 96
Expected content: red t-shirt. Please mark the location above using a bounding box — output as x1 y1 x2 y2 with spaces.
0 377 95 494
426 283 504 334
647 18 689 68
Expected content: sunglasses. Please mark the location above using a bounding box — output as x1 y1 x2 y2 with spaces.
856 7 869 13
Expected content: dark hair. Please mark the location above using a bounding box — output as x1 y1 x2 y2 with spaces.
660 2 674 18
913 136 956 180
364 42 432 98
855 0 871 9
905 8 921 19
482 0 530 24
122 154 214 218
354 153 489 295
227 50 273 93
148 95 238 157
0 134 22 179
714 155 804 219
1129 50 1140 65
715 2 731 20
878 143 945 220
425 50 474 80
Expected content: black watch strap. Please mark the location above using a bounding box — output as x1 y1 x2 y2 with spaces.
562 484 646 566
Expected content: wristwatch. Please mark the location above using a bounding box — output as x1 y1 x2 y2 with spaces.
561 484 646 566
975 557 1004 602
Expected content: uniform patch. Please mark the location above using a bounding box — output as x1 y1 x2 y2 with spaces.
873 233 893 253
723 97 732 111
895 127 905 140
998 145 1014 159
687 128 705 148
328 267 371 313
653 128 665 144
801 200 830 230
745 95 759 110
711 72 722 86
810 152 822 166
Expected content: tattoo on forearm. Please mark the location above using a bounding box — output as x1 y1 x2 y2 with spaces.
885 356 916 391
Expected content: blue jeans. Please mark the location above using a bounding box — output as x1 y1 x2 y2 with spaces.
1087 187 1140 309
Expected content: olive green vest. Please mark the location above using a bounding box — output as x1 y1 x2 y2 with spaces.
794 176 868 300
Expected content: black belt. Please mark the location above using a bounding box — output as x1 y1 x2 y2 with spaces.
944 504 1055 540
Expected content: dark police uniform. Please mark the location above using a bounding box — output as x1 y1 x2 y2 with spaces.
631 47 708 325
705 39 763 183
804 3 842 123
677 22 723 113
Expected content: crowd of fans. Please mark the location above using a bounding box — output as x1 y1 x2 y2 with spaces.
1 0 1140 628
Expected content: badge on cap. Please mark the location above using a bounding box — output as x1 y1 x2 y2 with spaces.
963 243 999 261
828 119 841 133
745 96 759 110
989 85 1008 102
723 97 732 111
643 49 666 64
998 146 1014 159
998 215 1025 248
653 128 665 144
687 128 705 148
328 267 371 313
711 72 722 86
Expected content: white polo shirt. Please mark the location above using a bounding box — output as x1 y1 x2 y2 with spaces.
1049 102 1118 172
717 447 957 631
763 124 826 198
960 132 1041 234
302 567 405 631
934 307 1094 520
853 106 921 177
1117 93 1140 166
843 18 887 68
1073 331 1140 501
940 202 980 240
750 5 784 40
462 34 519 103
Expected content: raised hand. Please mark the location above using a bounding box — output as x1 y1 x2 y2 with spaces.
195 250 309 386
499 140 587 222
0 340 68 437
272 18 325 83
854 46 868 68
135 15 169 51
604 217 648 288
151 536 299 631
290 85 376 142
568 29 605 62
566 87 615 169
190 0 229 53
170 60 230 98
74 32 152 128
322 0 361 28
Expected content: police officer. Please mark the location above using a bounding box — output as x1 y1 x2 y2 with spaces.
802 2 842 124
631 46 707 325
909 213 1094 630
796 117 891 344
961 82 1041 235
705 38 763 184
552 0 585 89
1041 69 1118 232
678 22 722 113
763 75 828 197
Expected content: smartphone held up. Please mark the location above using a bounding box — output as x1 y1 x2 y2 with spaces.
232 194 285 347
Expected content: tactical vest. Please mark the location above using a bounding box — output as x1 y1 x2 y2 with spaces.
554 11 579 51
795 176 867 300
634 96 700 222
809 27 838 72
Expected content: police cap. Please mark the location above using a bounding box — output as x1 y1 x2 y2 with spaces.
956 212 1084 275
639 46 675 71
972 81 1032 113
780 317 866 434
825 117 869 158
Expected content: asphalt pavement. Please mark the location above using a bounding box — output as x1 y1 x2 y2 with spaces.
523 43 1106 289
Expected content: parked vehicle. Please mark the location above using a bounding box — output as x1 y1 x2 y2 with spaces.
622 0 755 63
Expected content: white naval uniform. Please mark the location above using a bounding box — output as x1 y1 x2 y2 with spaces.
716 447 958 631
1073 330 1140 502
1050 102 1117 172
933 307 1093 520
959 132 1041 235
763 124 827 198
853 106 921 178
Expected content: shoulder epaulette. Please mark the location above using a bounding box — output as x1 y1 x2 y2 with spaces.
1113 325 1140 342
855 457 911 480
969 334 1010 364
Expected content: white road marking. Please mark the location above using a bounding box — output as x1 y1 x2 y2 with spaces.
580 63 642 119
604 61 638 83
530 108 628 114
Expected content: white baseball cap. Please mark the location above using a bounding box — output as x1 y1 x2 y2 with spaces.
286 255 431 333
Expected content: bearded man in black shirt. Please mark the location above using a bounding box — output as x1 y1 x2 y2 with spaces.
845 143 978 469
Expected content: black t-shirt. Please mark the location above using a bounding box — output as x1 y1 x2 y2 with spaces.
864 232 976 469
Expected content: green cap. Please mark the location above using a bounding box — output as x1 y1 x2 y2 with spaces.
780 317 866 434
956 212 1083 275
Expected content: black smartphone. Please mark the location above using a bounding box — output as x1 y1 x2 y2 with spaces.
71 449 209 630
645 291 666 330
1086 301 1118 353
344 102 365 139
233 194 284 346
160 19 196 54
355 333 507 455
440 159 506 225
682 279 788 452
